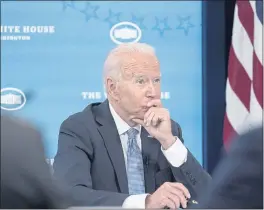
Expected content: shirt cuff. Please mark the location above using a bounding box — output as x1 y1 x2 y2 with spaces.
161 137 188 167
122 194 149 208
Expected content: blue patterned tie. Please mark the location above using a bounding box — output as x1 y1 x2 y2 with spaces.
126 128 145 195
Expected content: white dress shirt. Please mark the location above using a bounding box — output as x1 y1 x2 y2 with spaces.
109 104 188 208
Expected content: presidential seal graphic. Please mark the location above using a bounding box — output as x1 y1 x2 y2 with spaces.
1 87 27 111
110 22 142 45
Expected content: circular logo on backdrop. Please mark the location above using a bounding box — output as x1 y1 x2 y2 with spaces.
1 87 27 111
110 22 142 45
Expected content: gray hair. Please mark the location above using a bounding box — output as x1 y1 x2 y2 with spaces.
103 43 156 83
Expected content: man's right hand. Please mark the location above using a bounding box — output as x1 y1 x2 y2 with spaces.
145 182 191 209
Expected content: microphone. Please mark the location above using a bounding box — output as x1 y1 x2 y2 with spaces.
143 155 149 166
143 155 149 171
143 155 158 173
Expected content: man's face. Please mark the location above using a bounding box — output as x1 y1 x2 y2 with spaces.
116 53 161 120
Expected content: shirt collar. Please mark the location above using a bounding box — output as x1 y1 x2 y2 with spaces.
109 103 141 135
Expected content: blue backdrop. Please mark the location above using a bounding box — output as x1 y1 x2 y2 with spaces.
1 1 203 165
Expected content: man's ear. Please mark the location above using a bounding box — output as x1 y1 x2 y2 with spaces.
106 77 120 101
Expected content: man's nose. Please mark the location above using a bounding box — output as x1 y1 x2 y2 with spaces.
146 82 157 98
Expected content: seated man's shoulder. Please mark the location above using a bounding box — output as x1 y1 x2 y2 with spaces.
230 126 263 154
61 102 102 127
2 115 36 131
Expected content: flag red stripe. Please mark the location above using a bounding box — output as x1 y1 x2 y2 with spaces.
253 52 263 108
228 46 251 111
237 1 254 45
223 114 238 148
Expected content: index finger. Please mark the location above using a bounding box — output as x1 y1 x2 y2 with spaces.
170 183 191 199
147 99 162 108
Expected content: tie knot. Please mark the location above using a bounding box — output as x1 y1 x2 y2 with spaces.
127 128 139 139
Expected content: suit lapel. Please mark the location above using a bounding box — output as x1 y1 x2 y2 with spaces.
141 127 160 193
95 100 128 194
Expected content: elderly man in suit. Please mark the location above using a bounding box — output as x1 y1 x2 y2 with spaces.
53 43 211 209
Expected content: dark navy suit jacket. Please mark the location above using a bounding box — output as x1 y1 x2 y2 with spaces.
53 100 211 206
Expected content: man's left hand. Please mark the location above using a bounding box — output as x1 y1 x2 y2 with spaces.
133 99 175 149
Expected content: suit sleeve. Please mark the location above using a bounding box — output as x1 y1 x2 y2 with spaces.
168 121 212 200
53 118 129 206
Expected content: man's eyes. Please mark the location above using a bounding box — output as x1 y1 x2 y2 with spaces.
135 78 160 84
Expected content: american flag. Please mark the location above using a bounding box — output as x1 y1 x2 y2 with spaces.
223 0 263 147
